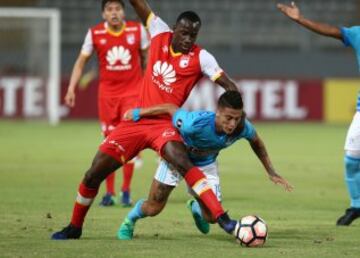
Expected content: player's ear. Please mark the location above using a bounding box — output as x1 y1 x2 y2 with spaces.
102 12 106 20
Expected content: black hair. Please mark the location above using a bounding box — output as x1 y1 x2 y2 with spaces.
218 91 243 110
176 11 201 26
101 0 125 11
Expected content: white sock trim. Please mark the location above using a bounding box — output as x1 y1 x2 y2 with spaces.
76 193 93 206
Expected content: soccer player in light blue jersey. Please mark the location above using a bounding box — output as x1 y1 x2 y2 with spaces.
117 91 292 239
278 2 360 225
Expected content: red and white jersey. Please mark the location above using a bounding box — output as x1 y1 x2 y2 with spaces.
138 13 224 108
81 21 150 97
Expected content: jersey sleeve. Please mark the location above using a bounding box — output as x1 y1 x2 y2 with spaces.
80 29 93 56
172 109 208 134
140 24 150 50
242 119 257 141
199 49 224 82
146 12 171 39
341 26 360 49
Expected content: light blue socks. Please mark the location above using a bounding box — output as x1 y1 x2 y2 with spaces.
345 155 360 208
127 199 146 223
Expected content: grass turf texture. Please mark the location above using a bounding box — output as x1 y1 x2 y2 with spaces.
1 120 360 258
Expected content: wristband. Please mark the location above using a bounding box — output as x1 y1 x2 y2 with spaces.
132 108 141 122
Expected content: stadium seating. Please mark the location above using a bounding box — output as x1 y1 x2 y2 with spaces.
36 0 360 49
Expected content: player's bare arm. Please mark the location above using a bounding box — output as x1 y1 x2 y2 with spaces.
277 2 342 40
129 0 152 25
123 104 179 121
64 53 91 107
249 133 293 192
215 74 239 91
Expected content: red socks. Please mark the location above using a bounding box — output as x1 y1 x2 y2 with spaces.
105 172 116 195
71 183 98 228
105 163 134 194
122 163 134 192
184 167 224 219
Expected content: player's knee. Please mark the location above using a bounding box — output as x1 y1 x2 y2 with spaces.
83 171 99 188
162 142 193 174
83 151 122 188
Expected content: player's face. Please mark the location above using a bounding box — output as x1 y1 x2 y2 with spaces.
102 2 125 27
172 19 201 54
216 107 243 135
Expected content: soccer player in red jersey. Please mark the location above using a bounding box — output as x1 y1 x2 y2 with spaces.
64 0 149 207
52 0 239 240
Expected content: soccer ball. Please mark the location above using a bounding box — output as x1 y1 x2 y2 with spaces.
234 215 268 247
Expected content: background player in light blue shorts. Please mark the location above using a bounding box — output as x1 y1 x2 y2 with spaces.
117 91 292 239
278 1 360 226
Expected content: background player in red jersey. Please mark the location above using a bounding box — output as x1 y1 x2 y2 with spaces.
52 0 240 240
64 0 149 207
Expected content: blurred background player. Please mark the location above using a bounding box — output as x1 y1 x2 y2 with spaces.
278 1 360 226
64 0 149 207
118 91 292 239
51 0 241 240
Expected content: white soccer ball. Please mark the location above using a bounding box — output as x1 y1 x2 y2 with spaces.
234 215 268 247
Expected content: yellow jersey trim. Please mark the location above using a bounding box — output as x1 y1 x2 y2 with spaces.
211 71 224 82
146 12 155 29
106 22 126 37
170 45 182 57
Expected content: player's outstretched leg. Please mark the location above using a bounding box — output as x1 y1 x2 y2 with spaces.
187 199 210 234
117 199 146 240
162 141 236 235
337 154 360 226
51 151 121 240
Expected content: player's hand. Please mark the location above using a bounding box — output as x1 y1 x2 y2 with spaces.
64 90 76 107
277 2 301 21
269 174 294 192
123 109 133 121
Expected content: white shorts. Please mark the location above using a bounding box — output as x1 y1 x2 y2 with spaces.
154 160 222 201
345 111 360 151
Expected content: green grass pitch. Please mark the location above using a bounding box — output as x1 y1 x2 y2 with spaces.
1 120 360 258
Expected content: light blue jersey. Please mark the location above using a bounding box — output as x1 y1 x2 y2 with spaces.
341 26 360 111
172 109 256 166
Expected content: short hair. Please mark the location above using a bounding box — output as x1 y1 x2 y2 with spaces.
218 91 243 110
176 11 202 26
102 0 125 11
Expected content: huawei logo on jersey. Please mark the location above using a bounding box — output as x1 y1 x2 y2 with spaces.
107 46 131 65
152 61 176 93
106 46 132 71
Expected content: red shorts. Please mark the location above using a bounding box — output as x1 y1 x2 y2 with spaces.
98 95 136 137
99 118 183 164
